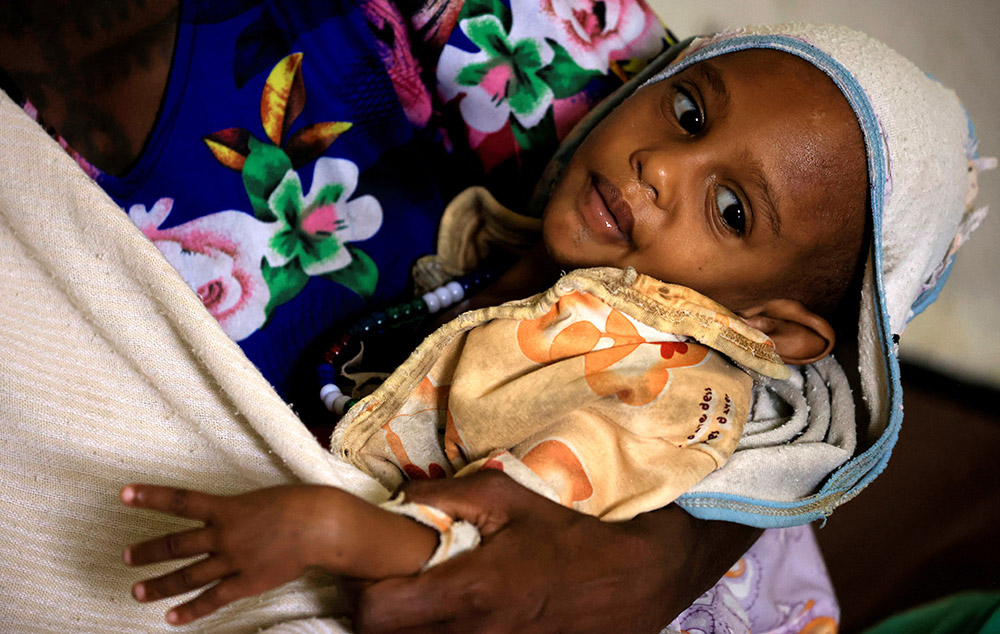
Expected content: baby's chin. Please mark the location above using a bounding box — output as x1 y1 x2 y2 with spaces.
542 236 598 271
542 220 617 271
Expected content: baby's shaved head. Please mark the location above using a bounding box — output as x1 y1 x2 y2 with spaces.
787 187 868 318
754 51 868 317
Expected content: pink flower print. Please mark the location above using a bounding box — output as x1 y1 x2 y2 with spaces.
511 0 664 72
265 157 383 276
479 64 515 101
437 14 554 134
360 0 433 127
551 94 591 139
128 198 276 341
438 0 662 137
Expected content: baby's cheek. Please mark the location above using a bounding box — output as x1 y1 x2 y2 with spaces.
541 210 578 263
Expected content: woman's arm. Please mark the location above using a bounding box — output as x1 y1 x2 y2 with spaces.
354 470 762 634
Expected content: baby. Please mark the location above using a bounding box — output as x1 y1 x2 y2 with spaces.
120 23 987 628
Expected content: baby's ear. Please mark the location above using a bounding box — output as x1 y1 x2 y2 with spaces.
738 299 835 365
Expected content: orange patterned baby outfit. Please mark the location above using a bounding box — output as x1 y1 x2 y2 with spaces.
334 267 789 527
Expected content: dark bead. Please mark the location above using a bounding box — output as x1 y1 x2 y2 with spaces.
386 306 401 322
459 275 473 292
322 344 341 365
331 340 359 366
317 363 336 383
401 307 413 321
371 311 387 328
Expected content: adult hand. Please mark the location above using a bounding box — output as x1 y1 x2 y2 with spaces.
354 470 762 633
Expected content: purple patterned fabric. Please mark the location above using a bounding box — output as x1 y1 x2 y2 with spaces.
669 525 839 634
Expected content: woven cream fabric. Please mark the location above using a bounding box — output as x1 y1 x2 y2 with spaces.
0 92 388 632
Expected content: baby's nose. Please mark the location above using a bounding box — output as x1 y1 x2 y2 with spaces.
632 147 684 207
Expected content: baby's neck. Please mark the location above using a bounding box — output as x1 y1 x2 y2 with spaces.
488 242 562 299
428 243 561 328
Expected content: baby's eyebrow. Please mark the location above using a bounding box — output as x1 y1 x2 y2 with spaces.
694 61 730 117
739 148 782 238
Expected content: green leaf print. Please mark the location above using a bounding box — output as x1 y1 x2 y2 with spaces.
262 258 309 317
511 108 556 152
464 15 511 58
506 45 548 116
298 231 344 274
243 137 292 221
539 39 602 99
310 181 345 208
323 246 378 299
461 0 511 32
456 62 492 87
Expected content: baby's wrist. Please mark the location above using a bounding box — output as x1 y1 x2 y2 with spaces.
304 486 436 579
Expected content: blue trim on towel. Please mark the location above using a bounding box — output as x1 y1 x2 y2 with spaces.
676 503 824 528
910 259 955 321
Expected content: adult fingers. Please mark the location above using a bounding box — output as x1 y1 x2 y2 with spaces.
164 575 253 625
366 621 487 634
357 610 535 634
120 484 217 520
125 527 217 566
355 549 513 633
132 555 233 602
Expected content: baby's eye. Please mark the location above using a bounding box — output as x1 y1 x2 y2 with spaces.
716 186 746 235
672 89 703 134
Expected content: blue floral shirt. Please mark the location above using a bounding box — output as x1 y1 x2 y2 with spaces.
28 0 671 420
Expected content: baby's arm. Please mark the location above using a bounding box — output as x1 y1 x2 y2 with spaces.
120 483 437 625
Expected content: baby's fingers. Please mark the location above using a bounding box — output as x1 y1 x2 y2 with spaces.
121 484 216 520
164 576 253 625
125 527 216 566
132 555 232 603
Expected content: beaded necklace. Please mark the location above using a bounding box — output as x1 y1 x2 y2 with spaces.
317 268 496 416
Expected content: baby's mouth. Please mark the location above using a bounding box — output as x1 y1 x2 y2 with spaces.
593 174 635 240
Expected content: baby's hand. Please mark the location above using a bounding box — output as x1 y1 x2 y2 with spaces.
120 484 344 625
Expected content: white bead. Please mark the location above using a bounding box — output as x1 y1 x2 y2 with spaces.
322 385 343 412
422 291 441 313
445 281 465 303
322 394 337 412
433 286 453 308
333 395 353 415
320 383 342 400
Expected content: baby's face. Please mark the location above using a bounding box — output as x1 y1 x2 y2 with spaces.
542 49 867 312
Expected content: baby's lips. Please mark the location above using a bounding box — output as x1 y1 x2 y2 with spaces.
594 174 635 239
